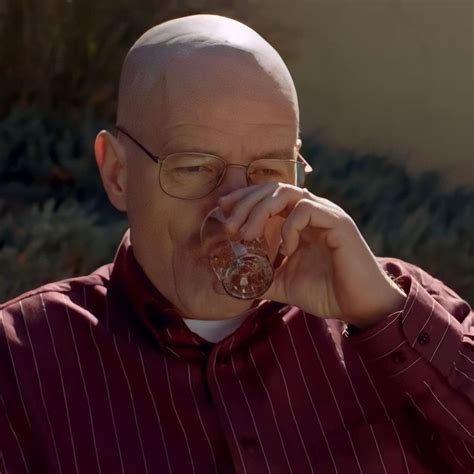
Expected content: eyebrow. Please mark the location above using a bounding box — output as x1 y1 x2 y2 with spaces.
253 150 296 161
168 146 295 161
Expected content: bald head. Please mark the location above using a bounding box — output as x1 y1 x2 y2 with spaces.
117 15 299 143
100 15 302 319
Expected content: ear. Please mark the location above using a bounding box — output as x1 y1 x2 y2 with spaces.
95 130 127 211
296 138 302 152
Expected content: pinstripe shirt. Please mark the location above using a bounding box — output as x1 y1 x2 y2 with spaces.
1 232 473 474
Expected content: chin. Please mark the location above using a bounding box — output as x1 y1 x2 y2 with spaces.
173 252 253 320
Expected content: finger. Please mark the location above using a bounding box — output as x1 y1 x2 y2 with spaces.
240 187 304 240
219 181 303 211
221 183 278 232
216 184 275 233
220 184 339 209
217 184 266 212
280 199 341 255
227 183 304 234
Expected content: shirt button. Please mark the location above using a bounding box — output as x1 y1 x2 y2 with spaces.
390 350 406 364
240 435 258 454
417 332 431 346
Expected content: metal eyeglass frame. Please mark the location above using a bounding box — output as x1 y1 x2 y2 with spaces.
115 125 313 199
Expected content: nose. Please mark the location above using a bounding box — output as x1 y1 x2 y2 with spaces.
216 164 248 198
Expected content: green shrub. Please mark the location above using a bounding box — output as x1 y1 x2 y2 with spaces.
0 199 127 300
0 109 472 305
0 107 107 209
306 144 474 304
0 108 126 301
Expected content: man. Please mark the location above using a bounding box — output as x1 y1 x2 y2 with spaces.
0 14 472 474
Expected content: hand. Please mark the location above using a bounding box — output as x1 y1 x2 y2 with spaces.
218 183 407 328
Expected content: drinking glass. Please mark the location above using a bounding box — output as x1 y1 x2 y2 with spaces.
200 207 274 299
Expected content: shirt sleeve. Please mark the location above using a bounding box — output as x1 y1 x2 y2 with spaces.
0 308 37 474
347 259 474 471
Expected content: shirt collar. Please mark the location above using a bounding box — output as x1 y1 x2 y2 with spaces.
108 230 283 358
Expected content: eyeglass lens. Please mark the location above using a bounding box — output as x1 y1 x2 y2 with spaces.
160 154 304 199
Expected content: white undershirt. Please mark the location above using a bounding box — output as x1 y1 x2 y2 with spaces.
183 307 256 343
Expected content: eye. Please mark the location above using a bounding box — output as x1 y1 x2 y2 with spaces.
249 166 287 178
248 159 296 184
175 165 215 174
252 168 283 176
164 154 223 178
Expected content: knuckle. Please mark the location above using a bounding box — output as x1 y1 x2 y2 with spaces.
341 213 356 227
271 182 300 198
333 211 354 228
270 183 287 198
295 198 314 210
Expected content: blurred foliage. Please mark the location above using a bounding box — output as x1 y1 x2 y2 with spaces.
0 108 127 300
0 199 127 299
306 143 474 304
0 108 107 210
0 108 472 305
0 0 471 305
0 0 295 120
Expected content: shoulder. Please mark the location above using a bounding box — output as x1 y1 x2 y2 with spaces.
0 264 113 343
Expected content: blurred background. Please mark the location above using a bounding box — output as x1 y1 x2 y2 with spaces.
0 0 472 304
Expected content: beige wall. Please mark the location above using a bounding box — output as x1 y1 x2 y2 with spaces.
253 0 473 188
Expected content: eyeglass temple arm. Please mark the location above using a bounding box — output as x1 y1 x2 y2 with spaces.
116 125 311 172
115 125 160 163
297 152 313 173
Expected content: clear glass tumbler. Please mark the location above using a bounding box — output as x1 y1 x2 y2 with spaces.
200 207 274 300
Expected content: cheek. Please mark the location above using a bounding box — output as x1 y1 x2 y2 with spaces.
126 170 162 234
127 184 207 253
167 208 201 248
125 165 174 255
126 167 218 254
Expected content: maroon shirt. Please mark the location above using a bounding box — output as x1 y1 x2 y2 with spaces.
1 232 473 473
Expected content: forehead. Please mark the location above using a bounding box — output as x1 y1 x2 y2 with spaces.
154 48 298 150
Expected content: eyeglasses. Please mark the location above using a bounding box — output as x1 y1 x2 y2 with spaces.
115 126 313 200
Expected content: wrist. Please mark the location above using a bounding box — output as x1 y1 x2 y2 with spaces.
347 280 407 330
